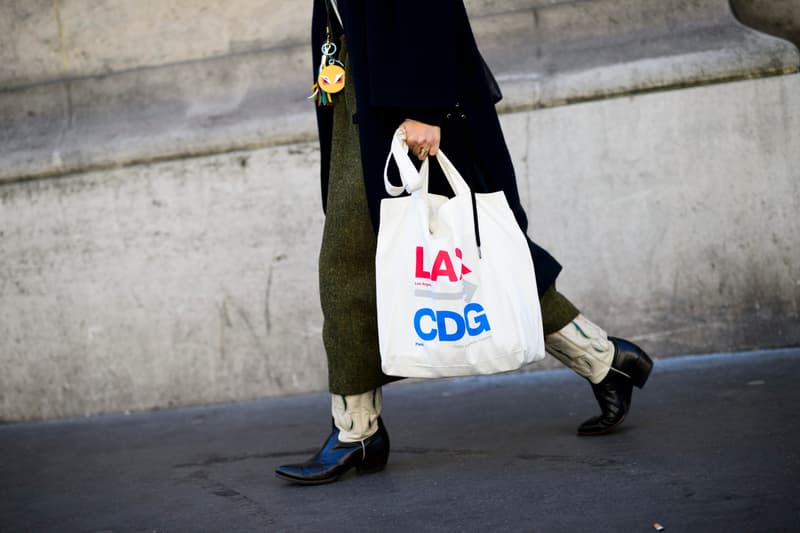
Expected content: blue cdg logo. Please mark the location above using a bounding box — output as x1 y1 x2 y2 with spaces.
414 303 492 342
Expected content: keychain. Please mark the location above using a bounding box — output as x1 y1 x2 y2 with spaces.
308 29 346 106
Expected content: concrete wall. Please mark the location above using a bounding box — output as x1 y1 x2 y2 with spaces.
2 144 327 419
3 73 798 421
1 0 799 421
516 76 800 355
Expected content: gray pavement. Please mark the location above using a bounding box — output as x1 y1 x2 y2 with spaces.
2 348 799 532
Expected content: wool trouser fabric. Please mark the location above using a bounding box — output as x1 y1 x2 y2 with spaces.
319 39 579 396
540 285 580 338
318 40 399 395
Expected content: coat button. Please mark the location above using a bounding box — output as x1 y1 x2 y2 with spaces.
459 113 467 120
454 102 461 109
446 113 453 120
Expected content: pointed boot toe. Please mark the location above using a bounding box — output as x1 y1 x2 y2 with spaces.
577 371 632 436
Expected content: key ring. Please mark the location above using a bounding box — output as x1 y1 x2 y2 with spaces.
321 41 337 57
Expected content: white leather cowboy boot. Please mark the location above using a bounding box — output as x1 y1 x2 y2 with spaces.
545 314 615 384
546 315 654 435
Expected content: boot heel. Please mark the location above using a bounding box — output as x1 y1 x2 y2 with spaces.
631 350 654 389
609 337 654 389
356 457 388 474
357 449 389 475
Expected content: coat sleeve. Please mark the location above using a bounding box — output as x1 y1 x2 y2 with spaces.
363 1 462 125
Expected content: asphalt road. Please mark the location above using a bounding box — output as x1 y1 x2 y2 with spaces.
2 348 799 532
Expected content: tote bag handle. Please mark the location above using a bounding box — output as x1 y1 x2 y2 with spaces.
383 128 471 198
382 128 483 254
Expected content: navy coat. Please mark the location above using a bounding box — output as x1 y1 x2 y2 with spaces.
311 0 561 295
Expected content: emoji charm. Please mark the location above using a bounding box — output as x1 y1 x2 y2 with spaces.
318 63 345 95
308 40 346 106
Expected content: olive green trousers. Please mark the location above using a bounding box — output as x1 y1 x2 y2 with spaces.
319 41 578 395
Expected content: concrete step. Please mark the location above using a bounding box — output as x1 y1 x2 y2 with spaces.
0 0 736 89
0 0 310 89
1 0 798 183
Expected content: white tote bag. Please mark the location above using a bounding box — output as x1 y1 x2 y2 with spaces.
376 129 545 378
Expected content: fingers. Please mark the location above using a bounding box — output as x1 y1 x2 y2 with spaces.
401 119 441 161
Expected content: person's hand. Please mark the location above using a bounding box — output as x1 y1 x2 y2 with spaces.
400 119 440 161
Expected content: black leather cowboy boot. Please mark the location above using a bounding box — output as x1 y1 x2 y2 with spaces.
275 417 390 485
577 337 654 436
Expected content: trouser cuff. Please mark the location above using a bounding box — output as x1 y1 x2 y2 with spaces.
331 388 383 442
545 314 614 384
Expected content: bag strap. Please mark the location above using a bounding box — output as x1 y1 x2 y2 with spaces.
434 149 472 197
327 0 343 30
383 128 473 198
383 129 427 196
